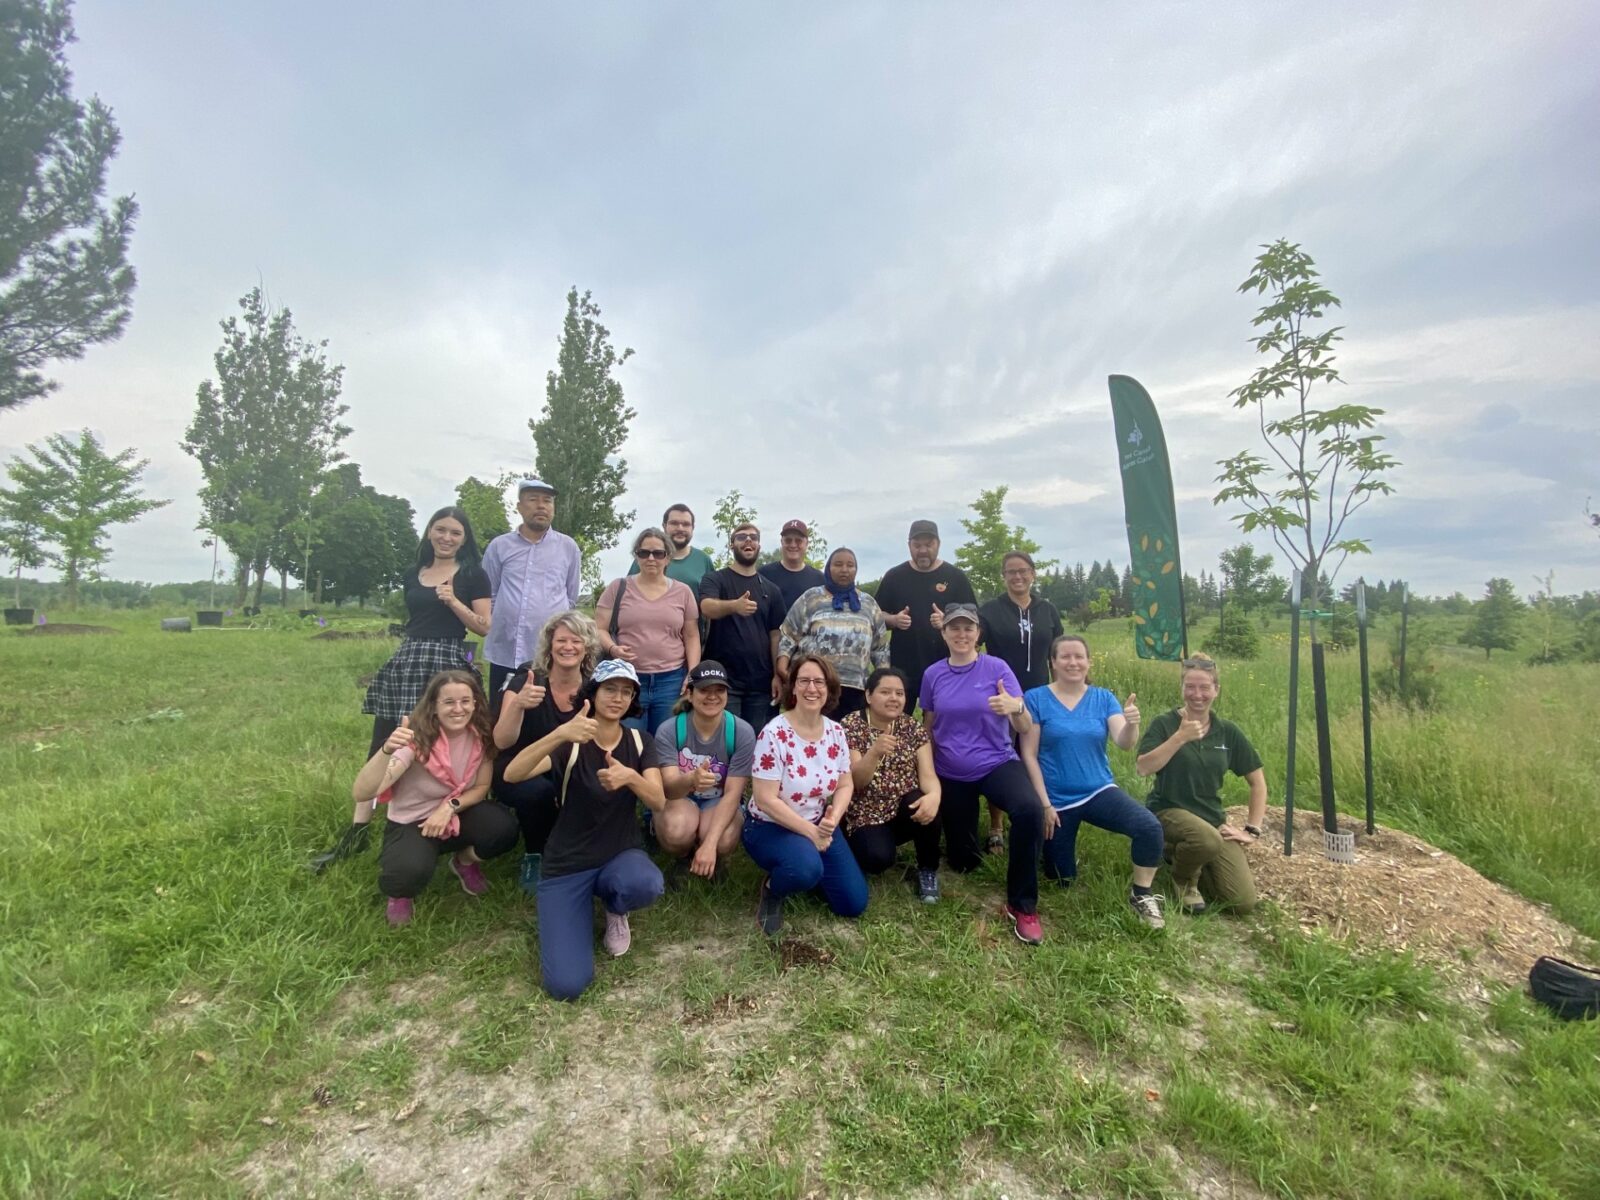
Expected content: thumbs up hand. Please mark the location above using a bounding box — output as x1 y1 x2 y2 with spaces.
597 749 633 792
563 699 598 744
383 715 414 756
1122 692 1141 725
930 603 947 630
733 590 758 616
888 605 913 630
987 676 1022 717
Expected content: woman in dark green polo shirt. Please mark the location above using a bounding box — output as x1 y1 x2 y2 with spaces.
1135 654 1267 914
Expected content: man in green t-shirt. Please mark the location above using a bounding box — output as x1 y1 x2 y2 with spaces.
628 503 715 589
1136 658 1268 914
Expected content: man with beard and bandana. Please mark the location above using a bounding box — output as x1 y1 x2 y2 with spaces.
629 503 715 590
873 519 976 705
698 522 786 730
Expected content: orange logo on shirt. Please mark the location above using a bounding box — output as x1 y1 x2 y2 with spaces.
935 582 948 593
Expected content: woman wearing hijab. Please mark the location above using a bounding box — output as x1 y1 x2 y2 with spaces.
775 548 890 720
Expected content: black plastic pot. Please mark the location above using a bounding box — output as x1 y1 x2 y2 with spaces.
196 610 223 627
4 608 33 626
160 617 192 633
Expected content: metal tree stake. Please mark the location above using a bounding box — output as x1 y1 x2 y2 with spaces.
1283 569 1302 856
1357 579 1375 836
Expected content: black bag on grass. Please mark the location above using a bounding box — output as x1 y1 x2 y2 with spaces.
1528 956 1600 1021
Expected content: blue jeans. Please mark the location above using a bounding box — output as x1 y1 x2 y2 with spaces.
626 667 687 734
536 849 664 1001
727 684 774 735
1042 786 1164 881
742 814 868 917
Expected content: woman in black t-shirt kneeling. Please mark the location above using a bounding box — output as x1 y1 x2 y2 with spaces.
504 659 668 1001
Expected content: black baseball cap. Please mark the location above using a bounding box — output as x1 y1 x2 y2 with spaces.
687 661 730 689
908 519 939 540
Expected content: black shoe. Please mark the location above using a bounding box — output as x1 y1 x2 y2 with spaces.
756 878 784 938
665 856 691 892
309 822 370 873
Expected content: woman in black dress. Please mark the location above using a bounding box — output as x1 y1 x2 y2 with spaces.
311 506 492 870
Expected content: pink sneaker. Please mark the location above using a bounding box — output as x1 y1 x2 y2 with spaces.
386 897 413 927
449 855 489 896
1004 903 1043 945
603 911 632 957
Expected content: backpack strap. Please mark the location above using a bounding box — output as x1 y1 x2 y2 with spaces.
608 576 627 644
675 711 688 751
558 743 580 807
722 711 736 758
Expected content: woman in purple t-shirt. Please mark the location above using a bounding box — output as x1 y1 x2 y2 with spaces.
918 603 1045 944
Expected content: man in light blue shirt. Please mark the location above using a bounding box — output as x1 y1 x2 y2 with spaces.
482 478 582 698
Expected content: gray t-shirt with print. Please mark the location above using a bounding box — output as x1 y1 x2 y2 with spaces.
653 713 757 804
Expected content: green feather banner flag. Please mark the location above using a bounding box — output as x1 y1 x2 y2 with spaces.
1108 374 1187 660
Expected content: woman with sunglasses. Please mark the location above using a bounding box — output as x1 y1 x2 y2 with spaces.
596 527 702 733
775 547 889 721
744 653 868 937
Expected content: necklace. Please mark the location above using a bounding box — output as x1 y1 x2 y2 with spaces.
946 656 980 675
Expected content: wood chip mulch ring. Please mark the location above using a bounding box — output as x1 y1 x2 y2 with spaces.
1231 805 1595 996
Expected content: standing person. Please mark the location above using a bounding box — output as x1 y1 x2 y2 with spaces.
698 522 785 729
596 528 702 733
1136 654 1267 915
978 550 1065 854
841 667 943 902
351 670 519 927
628 503 715 589
744 654 868 936
919 604 1045 943
775 548 890 721
1020 635 1166 929
489 610 599 894
653 661 755 881
758 519 825 614
874 519 977 705
481 478 581 700
503 660 668 1001
314 507 493 872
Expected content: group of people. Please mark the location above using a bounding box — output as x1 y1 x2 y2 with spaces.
319 479 1270 1001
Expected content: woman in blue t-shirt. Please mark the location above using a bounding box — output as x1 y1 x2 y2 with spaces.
1020 635 1166 929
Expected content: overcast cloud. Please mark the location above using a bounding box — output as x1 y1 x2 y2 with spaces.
5 0 1598 596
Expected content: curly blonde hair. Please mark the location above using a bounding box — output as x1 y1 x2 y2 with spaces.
533 610 601 679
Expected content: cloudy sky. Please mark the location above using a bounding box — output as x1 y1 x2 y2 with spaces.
6 0 1599 596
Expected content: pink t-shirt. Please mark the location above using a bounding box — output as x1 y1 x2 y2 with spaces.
748 714 850 825
385 731 477 825
600 577 697 673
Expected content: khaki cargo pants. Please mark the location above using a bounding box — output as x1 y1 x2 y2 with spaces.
1156 807 1258 913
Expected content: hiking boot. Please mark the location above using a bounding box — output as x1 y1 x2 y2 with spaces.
385 897 413 927
664 856 691 893
1130 890 1166 930
1179 882 1207 915
603 911 632 957
1004 904 1043 945
309 822 370 873
985 832 1005 855
518 853 542 896
917 870 941 904
756 878 784 938
450 855 489 897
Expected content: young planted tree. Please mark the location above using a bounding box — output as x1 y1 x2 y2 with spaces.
953 485 1056 602
1461 578 1524 659
0 0 138 412
182 288 349 609
0 429 166 605
1214 241 1398 617
455 476 510 542
0 483 49 606
530 289 635 573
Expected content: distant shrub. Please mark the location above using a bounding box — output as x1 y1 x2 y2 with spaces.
1202 608 1261 659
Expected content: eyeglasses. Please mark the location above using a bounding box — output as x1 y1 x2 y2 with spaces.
731 533 760 543
1003 568 1033 577
794 678 828 691
635 548 669 560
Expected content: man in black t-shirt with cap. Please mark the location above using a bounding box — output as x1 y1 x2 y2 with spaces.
698 522 786 730
873 519 976 706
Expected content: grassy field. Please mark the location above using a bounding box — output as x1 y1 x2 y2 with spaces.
2 609 1597 1198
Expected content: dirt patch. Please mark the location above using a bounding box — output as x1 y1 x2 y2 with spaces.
312 630 390 641
777 937 836 971
15 623 118 635
1236 806 1594 993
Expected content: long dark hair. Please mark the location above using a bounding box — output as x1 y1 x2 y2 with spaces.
416 505 483 570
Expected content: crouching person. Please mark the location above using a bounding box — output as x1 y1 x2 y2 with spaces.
352 669 519 927
1136 653 1267 915
653 661 754 882
505 659 667 1000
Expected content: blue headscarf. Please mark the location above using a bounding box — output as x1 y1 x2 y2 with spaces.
824 548 861 613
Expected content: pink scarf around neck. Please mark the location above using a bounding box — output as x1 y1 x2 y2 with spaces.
379 730 483 836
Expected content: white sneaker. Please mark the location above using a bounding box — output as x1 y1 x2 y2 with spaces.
1129 891 1166 930
1179 883 1207 914
603 911 631 957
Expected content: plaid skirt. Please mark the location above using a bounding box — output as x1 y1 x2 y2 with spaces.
362 637 476 722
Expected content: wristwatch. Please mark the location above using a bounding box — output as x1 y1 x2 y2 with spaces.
448 797 462 811
1244 824 1261 838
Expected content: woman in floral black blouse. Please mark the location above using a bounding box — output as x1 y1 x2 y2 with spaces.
841 667 943 902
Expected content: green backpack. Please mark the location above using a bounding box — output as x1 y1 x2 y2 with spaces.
675 711 736 759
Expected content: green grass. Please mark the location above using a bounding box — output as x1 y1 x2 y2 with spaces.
1 609 1597 1198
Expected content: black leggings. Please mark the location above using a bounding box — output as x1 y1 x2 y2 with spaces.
939 758 1042 913
368 716 398 758
845 790 942 873
378 802 519 898
494 771 560 855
